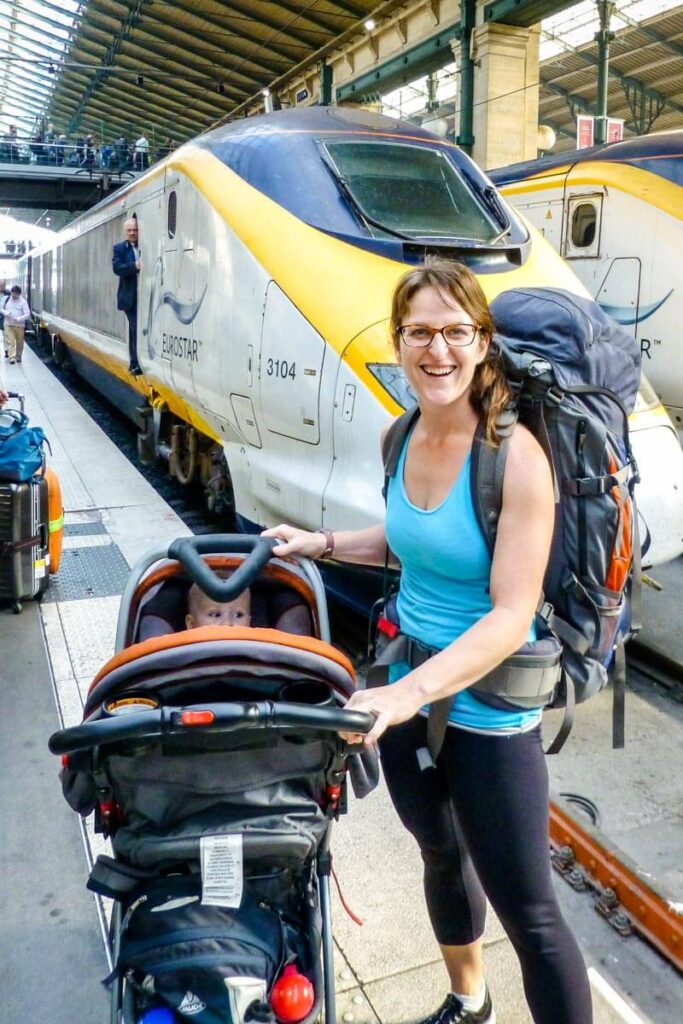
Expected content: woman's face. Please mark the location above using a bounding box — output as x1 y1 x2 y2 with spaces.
398 285 488 411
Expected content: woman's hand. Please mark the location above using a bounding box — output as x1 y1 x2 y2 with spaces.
261 524 327 559
341 677 423 746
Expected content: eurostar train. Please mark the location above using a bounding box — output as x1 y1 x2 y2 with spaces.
19 108 683 570
489 130 683 430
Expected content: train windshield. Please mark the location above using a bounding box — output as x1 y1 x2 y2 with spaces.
321 141 501 243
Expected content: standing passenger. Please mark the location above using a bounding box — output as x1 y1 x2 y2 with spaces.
263 259 592 1024
112 217 142 375
3 285 31 364
0 278 9 356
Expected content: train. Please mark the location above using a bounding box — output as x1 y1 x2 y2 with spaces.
17 107 683 578
489 130 683 431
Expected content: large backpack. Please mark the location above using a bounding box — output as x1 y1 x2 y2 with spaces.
379 287 642 754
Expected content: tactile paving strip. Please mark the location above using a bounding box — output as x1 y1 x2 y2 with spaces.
44 541 130 602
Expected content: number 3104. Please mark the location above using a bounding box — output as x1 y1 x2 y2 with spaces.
266 358 296 380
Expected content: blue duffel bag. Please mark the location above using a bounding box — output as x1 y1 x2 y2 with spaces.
0 404 49 481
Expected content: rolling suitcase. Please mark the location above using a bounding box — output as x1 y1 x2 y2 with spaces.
0 477 50 611
0 393 51 612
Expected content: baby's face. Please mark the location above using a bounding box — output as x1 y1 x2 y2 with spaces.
186 590 251 629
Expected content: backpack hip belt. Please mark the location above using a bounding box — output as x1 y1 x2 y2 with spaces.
367 629 562 759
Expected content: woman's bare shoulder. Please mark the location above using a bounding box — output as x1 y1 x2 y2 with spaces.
505 423 553 496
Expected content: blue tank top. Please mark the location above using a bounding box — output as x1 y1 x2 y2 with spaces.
385 429 541 734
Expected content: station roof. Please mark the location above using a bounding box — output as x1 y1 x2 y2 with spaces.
0 0 407 147
2 1 682 158
539 0 683 148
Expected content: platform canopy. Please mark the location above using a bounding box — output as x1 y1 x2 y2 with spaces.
0 0 407 147
539 0 683 145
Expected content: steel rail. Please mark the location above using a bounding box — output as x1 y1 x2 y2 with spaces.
549 794 683 972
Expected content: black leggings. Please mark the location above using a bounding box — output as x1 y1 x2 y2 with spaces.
379 717 592 1024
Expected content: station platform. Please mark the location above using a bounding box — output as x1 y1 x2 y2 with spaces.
1 346 681 1024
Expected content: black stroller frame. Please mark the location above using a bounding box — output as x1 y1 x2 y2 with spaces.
50 535 375 1024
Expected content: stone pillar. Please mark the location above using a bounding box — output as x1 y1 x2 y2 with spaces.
470 20 540 171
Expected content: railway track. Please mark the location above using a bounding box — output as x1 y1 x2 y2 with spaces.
34 338 683 976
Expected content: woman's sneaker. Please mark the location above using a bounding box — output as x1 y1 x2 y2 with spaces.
417 987 495 1024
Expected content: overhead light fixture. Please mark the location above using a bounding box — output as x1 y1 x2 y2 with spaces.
136 74 144 87
364 18 376 30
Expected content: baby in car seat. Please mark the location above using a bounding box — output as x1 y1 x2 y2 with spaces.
185 580 252 629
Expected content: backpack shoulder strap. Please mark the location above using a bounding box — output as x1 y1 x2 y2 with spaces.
381 405 421 501
470 408 517 556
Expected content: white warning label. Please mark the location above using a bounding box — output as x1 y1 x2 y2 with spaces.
200 834 243 908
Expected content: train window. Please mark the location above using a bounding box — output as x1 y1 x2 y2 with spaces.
167 190 177 238
321 141 500 243
570 203 597 248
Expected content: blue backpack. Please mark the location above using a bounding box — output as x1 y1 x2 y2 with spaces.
0 404 49 481
379 288 642 754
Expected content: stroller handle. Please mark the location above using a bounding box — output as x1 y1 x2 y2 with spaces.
48 701 376 756
167 535 278 601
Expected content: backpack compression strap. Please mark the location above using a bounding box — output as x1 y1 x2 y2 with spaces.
381 405 421 499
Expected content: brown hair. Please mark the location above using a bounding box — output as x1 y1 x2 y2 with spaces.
390 257 511 444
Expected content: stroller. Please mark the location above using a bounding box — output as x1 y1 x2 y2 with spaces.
49 535 377 1024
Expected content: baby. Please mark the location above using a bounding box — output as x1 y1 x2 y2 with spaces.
185 581 252 629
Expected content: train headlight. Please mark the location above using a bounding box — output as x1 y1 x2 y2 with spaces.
367 363 416 410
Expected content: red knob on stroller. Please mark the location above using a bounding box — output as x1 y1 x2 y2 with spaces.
269 965 315 1022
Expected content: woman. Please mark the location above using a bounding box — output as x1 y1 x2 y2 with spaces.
263 259 592 1024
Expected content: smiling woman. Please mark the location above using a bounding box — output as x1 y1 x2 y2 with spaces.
263 258 591 1024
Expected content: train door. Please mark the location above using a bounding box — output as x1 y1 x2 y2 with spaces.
254 280 332 525
156 182 197 395
560 191 606 302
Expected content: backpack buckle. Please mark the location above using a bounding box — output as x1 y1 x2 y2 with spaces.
546 386 564 405
377 615 399 639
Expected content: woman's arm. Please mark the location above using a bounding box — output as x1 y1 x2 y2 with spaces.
263 422 395 565
346 426 555 742
262 522 389 566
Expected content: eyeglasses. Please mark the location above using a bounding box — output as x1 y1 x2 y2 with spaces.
399 323 480 348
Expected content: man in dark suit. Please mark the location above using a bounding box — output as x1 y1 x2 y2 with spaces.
112 217 142 375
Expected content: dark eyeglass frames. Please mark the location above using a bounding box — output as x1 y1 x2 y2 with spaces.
399 323 480 348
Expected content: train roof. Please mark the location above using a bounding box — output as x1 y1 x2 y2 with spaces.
194 107 528 260
488 130 683 189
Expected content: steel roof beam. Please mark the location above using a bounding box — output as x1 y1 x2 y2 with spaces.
484 0 578 28
273 0 356 35
0 73 57 107
612 8 683 63
2 18 70 61
211 0 413 122
83 2 284 80
72 9 271 88
0 87 49 118
60 71 219 136
109 0 307 65
541 39 683 124
52 74 210 137
0 4 79 61
149 0 323 51
63 35 248 103
67 0 151 133
318 0 368 16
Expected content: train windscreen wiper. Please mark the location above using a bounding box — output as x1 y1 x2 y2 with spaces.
481 185 512 243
